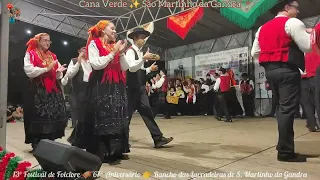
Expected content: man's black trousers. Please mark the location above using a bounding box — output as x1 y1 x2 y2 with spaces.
314 67 320 127
300 77 318 128
127 86 163 141
265 66 300 156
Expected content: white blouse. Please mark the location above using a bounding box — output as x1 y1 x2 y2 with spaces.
23 52 63 79
61 59 92 86
88 40 143 71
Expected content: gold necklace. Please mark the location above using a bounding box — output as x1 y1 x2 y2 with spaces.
36 48 53 67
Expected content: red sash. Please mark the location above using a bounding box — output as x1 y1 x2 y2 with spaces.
28 49 59 93
187 85 195 103
93 38 125 84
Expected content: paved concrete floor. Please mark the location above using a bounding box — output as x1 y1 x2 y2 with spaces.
4 116 320 180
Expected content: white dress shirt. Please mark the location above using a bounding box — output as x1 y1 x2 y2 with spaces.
23 52 63 79
87 40 143 71
61 59 92 86
251 15 312 59
201 84 210 93
125 44 152 74
152 75 166 89
213 78 221 92
299 68 306 75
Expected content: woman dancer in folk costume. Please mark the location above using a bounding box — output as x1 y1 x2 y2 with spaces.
23 33 68 152
84 20 144 162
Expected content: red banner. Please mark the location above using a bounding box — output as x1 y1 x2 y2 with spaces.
167 7 204 39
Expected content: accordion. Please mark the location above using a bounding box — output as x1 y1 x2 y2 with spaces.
166 96 179 104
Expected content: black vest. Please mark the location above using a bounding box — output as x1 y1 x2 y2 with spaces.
288 41 305 70
126 48 147 88
70 58 87 94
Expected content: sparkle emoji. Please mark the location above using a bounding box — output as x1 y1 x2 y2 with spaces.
130 0 139 8
143 171 151 178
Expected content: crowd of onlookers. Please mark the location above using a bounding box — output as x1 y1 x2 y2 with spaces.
146 72 225 116
145 70 257 118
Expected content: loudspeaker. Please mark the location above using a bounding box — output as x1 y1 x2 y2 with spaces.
33 140 102 173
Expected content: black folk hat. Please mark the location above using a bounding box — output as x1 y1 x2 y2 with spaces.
128 27 151 39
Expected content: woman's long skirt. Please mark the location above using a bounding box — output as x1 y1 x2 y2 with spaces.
83 79 130 161
23 80 68 149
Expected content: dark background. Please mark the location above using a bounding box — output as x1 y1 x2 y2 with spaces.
2 21 164 105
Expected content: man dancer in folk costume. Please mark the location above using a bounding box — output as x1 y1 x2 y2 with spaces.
251 0 313 162
152 69 171 119
213 66 232 122
61 46 93 148
300 50 320 132
311 23 320 131
23 33 68 152
126 27 173 148
239 73 255 116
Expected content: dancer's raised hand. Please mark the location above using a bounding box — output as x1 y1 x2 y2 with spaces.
150 62 158 71
119 40 127 53
143 48 153 60
47 61 57 72
112 40 122 54
57 64 67 72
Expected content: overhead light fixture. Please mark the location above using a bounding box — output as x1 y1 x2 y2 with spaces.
63 41 68 45
26 29 32 34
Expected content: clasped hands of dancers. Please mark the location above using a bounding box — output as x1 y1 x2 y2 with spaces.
23 20 173 162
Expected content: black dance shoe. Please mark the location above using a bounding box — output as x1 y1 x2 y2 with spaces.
309 126 320 132
154 137 173 148
116 154 130 160
277 153 307 162
215 116 222 121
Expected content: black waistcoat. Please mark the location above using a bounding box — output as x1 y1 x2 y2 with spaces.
70 58 87 94
288 41 305 70
126 48 147 88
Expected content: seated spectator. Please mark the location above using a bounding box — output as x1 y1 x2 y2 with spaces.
7 104 15 123
176 85 186 115
12 106 24 121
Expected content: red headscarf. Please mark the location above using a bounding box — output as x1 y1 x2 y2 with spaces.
86 20 109 57
26 33 49 52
